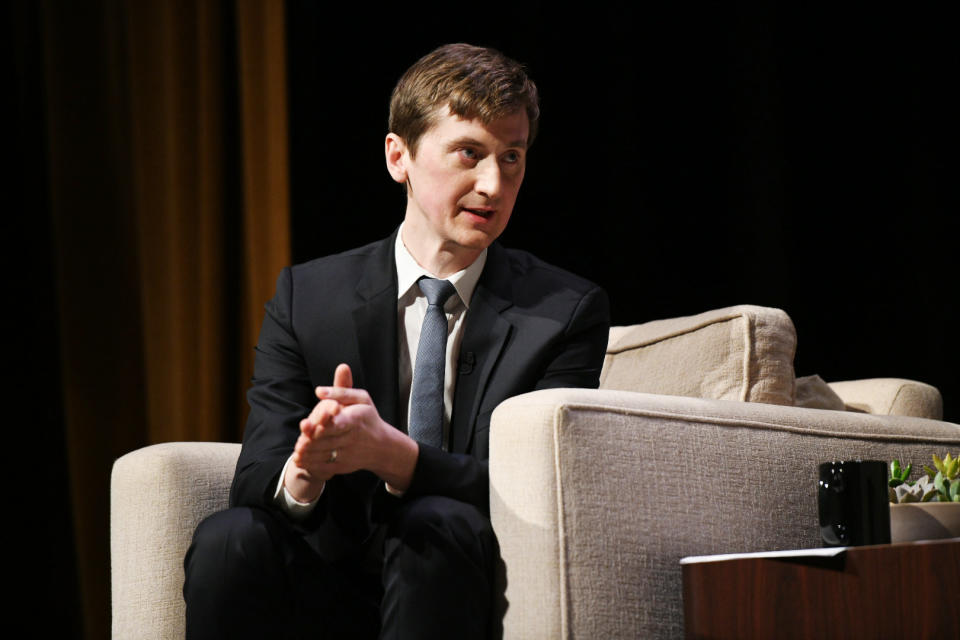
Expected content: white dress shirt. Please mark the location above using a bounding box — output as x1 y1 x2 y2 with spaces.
274 225 487 518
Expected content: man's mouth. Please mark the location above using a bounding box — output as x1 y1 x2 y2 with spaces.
461 207 493 219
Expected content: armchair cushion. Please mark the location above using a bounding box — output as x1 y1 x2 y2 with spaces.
601 305 796 406
794 374 846 411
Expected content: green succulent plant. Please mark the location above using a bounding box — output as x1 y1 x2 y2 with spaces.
926 453 960 502
889 453 960 503
888 460 912 487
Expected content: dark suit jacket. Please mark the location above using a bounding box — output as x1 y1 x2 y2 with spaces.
229 228 610 561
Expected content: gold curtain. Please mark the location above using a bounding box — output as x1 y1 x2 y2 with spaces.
40 0 290 636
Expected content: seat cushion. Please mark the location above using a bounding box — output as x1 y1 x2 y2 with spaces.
601 305 796 405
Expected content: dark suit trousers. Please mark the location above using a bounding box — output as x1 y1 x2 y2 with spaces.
183 495 499 639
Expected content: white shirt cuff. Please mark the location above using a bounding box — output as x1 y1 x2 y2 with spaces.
273 456 323 519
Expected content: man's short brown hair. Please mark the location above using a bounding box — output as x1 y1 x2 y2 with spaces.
389 43 540 156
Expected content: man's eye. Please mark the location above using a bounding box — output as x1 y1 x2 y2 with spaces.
459 148 478 160
502 151 521 164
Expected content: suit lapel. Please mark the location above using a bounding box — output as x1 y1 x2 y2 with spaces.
450 243 514 454
351 230 401 428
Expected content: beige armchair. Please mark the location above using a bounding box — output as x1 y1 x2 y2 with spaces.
111 305 959 639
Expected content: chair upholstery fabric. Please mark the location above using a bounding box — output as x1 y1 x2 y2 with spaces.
488 388 959 639
829 378 944 420
111 442 240 639
602 305 797 406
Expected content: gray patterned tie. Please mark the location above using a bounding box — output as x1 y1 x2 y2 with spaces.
408 277 457 449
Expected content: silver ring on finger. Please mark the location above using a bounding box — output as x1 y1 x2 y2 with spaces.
328 449 338 463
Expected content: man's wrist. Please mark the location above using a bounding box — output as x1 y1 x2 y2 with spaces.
378 430 419 493
282 457 327 503
273 456 324 519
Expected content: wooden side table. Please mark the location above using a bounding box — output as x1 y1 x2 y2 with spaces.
681 539 959 639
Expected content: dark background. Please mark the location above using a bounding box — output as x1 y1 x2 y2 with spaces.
287 2 956 410
14 1 957 636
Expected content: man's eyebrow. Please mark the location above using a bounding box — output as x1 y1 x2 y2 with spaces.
447 136 485 149
447 136 528 150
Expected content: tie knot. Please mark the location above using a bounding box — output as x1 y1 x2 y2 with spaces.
418 277 456 307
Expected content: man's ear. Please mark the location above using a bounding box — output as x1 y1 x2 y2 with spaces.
385 133 408 184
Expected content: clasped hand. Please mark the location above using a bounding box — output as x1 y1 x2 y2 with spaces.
286 363 418 502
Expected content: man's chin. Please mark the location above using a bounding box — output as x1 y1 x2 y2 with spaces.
453 229 500 252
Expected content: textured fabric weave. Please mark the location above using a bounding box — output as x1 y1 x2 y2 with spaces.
111 442 241 639
601 305 796 406
829 378 944 419
408 277 456 448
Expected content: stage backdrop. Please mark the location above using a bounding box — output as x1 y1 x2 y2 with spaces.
287 2 956 421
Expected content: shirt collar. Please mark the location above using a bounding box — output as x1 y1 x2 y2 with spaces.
394 223 487 308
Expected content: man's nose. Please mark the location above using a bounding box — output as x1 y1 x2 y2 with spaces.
474 159 502 198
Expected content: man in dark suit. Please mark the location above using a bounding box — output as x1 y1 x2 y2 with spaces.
184 43 609 639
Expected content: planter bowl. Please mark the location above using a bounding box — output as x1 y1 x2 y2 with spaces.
890 502 960 543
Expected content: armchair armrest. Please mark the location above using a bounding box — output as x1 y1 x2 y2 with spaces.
489 388 959 639
828 378 943 419
110 442 241 640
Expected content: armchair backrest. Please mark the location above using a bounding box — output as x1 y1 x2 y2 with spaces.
601 305 796 405
600 304 944 420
